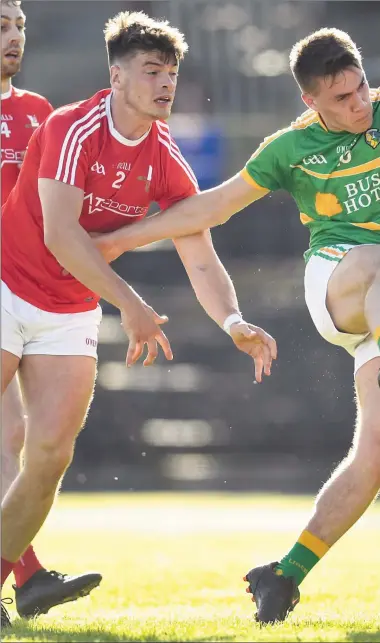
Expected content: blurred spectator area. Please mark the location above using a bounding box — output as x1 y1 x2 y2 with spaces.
19 1 380 176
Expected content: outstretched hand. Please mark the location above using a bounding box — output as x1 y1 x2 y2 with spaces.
229 322 277 382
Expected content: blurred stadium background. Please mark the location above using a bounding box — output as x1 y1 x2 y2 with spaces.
17 0 380 494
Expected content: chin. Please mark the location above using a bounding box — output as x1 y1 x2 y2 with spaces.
352 115 373 134
152 107 172 121
2 63 20 77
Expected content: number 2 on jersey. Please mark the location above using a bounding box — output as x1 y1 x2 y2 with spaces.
112 171 126 189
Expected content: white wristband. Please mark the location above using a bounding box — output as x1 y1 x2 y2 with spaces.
223 313 243 335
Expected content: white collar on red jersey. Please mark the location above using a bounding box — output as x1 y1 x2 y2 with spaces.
105 92 152 146
1 85 13 99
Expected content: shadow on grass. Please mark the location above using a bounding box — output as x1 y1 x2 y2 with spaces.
346 631 380 642
3 622 236 643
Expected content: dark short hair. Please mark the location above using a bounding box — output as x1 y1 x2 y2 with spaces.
104 10 188 66
290 28 362 94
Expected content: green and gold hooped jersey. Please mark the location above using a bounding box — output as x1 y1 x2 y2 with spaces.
241 88 380 261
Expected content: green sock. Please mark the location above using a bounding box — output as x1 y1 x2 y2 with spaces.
275 530 330 586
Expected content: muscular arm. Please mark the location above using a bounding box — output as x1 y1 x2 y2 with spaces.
95 173 269 260
173 231 241 328
38 178 145 311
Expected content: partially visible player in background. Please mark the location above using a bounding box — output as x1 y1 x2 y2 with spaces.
1 0 101 625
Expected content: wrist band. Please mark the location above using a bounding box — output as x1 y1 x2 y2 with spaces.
223 313 243 335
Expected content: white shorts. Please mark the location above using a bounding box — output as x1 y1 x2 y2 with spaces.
304 244 380 374
1 281 102 360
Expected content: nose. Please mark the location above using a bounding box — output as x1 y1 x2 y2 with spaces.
352 93 367 112
8 25 23 46
161 74 176 91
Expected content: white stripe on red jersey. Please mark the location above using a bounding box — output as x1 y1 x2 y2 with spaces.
69 121 104 185
156 121 199 186
157 134 199 191
55 98 106 184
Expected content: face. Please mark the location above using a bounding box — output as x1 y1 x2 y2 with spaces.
110 50 178 121
1 1 26 81
302 66 373 134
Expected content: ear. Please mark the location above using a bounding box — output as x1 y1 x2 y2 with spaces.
110 65 122 90
301 92 318 112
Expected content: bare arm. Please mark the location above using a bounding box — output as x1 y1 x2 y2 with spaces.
173 230 241 328
39 178 173 366
94 173 269 261
173 231 277 382
39 179 145 310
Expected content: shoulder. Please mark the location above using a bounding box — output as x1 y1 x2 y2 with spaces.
12 86 47 103
153 119 177 151
11 86 52 111
250 109 320 162
152 120 199 190
153 119 190 166
44 90 108 136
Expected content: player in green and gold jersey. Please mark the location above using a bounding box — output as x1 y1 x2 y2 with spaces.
90 27 380 625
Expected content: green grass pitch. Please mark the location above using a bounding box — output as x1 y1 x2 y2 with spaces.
2 492 380 642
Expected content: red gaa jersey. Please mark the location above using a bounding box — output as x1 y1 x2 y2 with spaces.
1 85 53 203
2 89 199 313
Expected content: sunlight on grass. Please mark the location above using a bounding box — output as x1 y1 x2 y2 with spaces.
3 493 380 642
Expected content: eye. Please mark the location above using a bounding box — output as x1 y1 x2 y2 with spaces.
147 71 158 75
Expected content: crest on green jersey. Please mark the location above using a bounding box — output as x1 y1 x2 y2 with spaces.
365 128 380 149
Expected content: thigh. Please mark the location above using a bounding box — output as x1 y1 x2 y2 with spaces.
326 245 380 334
18 355 97 454
2 375 25 445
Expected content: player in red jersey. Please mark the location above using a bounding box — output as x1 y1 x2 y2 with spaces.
1 10 276 625
0 0 101 626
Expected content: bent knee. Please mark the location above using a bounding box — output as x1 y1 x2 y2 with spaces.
24 434 75 478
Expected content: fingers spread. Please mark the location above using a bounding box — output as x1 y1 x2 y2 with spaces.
143 339 158 367
126 340 143 367
156 330 173 361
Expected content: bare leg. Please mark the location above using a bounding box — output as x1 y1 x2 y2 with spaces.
1 376 26 500
364 275 380 342
1 349 20 395
1 355 96 562
306 358 380 544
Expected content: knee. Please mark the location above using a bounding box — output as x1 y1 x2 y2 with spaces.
25 433 75 482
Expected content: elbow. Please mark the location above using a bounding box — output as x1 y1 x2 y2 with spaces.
205 193 234 229
44 228 58 252
207 208 231 229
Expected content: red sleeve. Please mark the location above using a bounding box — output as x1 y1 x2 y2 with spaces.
38 110 90 189
155 126 199 210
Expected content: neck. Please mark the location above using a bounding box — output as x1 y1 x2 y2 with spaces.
111 91 153 141
1 77 11 95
